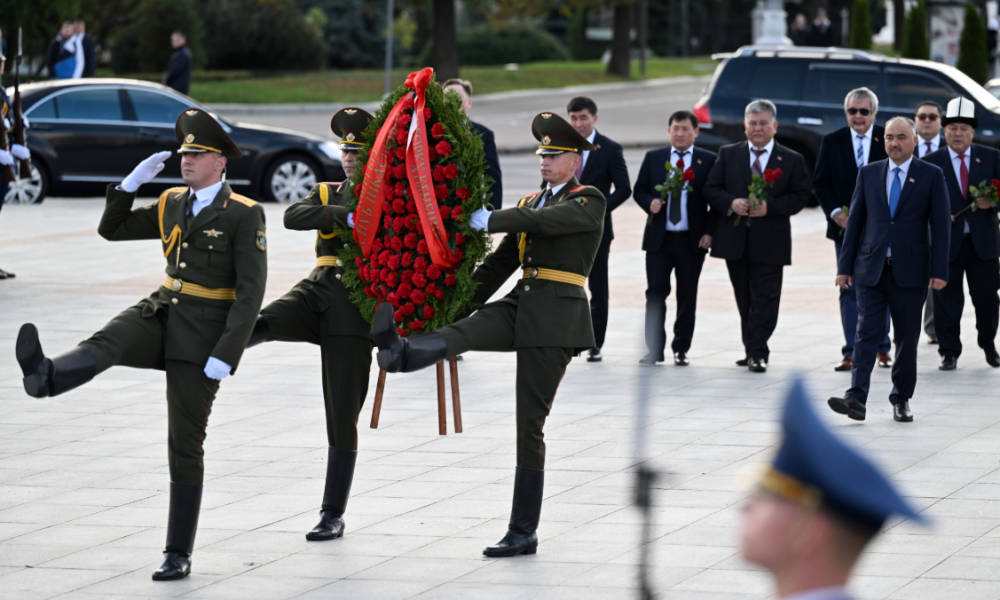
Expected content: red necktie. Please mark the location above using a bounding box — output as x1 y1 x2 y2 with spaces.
959 153 969 197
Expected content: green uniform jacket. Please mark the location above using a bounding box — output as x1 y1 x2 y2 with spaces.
473 176 606 350
98 182 267 371
282 181 372 339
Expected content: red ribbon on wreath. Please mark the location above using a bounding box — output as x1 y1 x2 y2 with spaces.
354 68 457 271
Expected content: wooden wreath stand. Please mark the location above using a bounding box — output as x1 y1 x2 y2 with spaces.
369 357 463 435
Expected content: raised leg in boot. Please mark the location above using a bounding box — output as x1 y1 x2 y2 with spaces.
373 303 448 373
307 447 357 540
17 323 96 398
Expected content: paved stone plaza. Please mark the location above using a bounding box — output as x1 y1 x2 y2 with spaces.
2 151 1000 599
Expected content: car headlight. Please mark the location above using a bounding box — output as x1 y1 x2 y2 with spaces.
318 141 341 162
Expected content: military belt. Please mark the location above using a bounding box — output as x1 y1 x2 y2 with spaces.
315 256 343 268
163 277 237 301
522 267 586 287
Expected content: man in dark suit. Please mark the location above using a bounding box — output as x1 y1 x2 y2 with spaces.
164 31 193 95
443 79 503 209
813 87 893 372
915 101 945 344
704 100 811 373
73 18 96 77
633 110 716 365
566 96 632 362
829 117 950 423
924 97 1000 370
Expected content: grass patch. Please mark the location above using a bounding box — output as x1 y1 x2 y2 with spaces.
185 57 717 104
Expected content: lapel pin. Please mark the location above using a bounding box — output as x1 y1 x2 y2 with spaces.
976 158 981 163
697 159 703 164
909 177 915 183
874 137 880 142
777 156 783 161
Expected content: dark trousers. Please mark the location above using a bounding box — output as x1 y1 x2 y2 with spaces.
261 293 373 451
835 241 891 355
644 231 705 356
440 301 572 469
848 261 925 405
80 306 219 486
933 235 1000 357
725 252 783 361
588 235 612 349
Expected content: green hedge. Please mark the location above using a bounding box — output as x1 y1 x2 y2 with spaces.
457 23 570 66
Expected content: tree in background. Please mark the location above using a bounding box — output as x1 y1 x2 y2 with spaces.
849 0 872 50
901 0 929 60
202 0 323 70
607 0 632 77
111 0 204 73
299 0 398 70
957 2 988 84
0 0 79 77
78 0 138 60
431 0 459 80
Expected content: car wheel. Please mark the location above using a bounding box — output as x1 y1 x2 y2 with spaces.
263 155 320 203
4 159 47 205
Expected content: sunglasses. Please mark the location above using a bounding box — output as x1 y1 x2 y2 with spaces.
916 113 939 121
846 108 871 116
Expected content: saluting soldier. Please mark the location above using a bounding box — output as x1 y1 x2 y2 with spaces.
372 113 606 558
15 108 266 581
245 108 374 541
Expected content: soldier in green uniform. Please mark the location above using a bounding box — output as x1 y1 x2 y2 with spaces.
245 107 374 541
373 112 606 557
15 108 266 581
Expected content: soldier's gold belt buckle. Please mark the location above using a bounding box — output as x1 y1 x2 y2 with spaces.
172 279 183 292
528 268 539 279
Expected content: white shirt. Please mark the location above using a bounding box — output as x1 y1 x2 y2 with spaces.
784 586 850 600
579 130 597 173
190 181 224 218
71 33 85 79
666 146 694 231
540 182 568 208
949 147 973 233
748 138 775 173
917 136 940 158
885 157 914 257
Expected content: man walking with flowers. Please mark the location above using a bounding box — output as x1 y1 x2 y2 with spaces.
372 112 606 558
924 97 1000 370
703 100 811 373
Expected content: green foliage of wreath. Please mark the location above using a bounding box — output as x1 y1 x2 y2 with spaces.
333 74 494 335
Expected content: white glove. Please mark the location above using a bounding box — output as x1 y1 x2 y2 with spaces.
22 115 29 130
10 144 29 161
470 207 491 231
347 213 355 229
204 357 232 381
121 151 172 193
3 118 8 130
0 149 12 166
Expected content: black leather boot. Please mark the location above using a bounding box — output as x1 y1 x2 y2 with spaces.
484 467 544 557
17 324 96 398
372 303 448 373
306 447 357 540
247 315 270 348
152 482 202 581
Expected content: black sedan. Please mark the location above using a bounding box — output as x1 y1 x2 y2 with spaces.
6 78 345 205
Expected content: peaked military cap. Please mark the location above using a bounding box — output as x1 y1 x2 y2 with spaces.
175 107 242 158
942 96 978 129
531 112 596 156
331 107 373 152
758 378 926 533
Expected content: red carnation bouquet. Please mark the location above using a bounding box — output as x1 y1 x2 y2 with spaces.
334 68 492 335
651 158 695 224
736 167 782 226
954 178 1000 219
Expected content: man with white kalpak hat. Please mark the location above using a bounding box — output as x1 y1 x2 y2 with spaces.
924 97 1000 370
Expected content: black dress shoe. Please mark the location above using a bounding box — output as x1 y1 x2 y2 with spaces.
587 348 602 362
638 353 663 365
372 303 448 373
985 347 1000 368
893 400 914 422
0 268 13 279
152 552 191 581
827 396 866 421
673 352 689 366
484 467 543 558
16 324 96 398
747 357 767 372
735 358 748 367
939 355 958 371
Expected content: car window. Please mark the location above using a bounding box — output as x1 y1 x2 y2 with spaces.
886 72 954 109
129 89 191 124
57 89 123 121
27 97 57 119
803 67 880 104
746 61 804 101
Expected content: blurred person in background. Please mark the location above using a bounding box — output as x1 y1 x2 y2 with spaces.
74 18 96 77
811 8 836 46
790 14 812 47
442 78 503 209
45 21 77 79
165 31 193 95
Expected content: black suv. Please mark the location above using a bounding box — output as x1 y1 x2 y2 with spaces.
692 45 1000 172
